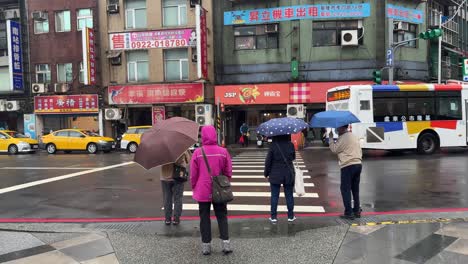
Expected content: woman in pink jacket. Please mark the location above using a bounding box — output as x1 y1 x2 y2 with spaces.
190 125 232 256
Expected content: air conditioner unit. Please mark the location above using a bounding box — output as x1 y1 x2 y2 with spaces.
4 9 20 20
54 83 69 93
31 11 47 21
105 108 122 120
0 100 6 111
265 24 278 33
110 54 122 65
192 53 198 62
287 104 305 119
190 0 201 7
107 4 119 14
394 21 409 31
6 100 20 111
31 83 47 94
341 30 359 46
195 104 213 126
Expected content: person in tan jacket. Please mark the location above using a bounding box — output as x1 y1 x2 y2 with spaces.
329 125 362 220
161 150 192 225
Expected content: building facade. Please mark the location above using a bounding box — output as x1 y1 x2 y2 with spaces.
27 0 101 137
0 0 29 132
98 0 214 137
214 0 429 144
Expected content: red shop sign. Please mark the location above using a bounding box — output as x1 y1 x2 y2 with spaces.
34 94 99 114
108 83 204 105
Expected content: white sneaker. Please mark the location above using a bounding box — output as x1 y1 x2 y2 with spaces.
288 216 297 222
269 217 278 224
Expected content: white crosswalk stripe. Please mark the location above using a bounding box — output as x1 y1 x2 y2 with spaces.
183 151 325 214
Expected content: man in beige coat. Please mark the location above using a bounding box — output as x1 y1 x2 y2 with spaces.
329 125 362 220
161 150 192 225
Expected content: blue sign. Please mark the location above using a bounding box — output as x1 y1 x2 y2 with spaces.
7 20 23 92
386 4 424 24
386 48 393 67
23 114 37 140
224 3 371 25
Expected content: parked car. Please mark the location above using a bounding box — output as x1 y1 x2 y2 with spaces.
0 130 39 154
41 129 116 154
120 126 151 153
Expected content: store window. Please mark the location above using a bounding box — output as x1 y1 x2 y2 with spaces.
77 9 93 30
312 20 360 46
79 62 84 83
127 50 149 82
163 0 187 27
34 12 49 34
36 64 51 83
393 22 418 48
57 63 73 83
164 49 188 81
55 10 71 32
234 24 279 50
126 0 147 29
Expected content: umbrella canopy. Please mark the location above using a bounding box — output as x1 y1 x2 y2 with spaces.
134 117 199 170
257 117 308 137
310 110 360 128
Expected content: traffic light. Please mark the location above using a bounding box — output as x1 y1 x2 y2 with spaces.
419 29 443 40
372 70 382 84
291 59 299 80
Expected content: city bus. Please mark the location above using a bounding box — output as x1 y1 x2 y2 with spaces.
326 84 468 154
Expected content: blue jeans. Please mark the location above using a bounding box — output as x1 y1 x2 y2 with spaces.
340 164 362 216
270 183 294 219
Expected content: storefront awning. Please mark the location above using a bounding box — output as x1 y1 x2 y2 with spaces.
106 51 121 59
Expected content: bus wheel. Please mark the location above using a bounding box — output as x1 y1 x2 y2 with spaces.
417 133 438 155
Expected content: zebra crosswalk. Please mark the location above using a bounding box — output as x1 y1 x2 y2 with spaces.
182 150 326 214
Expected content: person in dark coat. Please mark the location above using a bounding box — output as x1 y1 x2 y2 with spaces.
264 134 296 223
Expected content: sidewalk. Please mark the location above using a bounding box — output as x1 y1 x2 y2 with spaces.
2 211 468 263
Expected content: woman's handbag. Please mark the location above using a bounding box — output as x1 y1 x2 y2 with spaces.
276 144 306 196
201 147 234 204
173 165 189 182
239 135 244 144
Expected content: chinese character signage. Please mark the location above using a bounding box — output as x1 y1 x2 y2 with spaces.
215 84 290 105
109 29 197 50
34 95 99 114
82 27 96 85
387 4 424 24
224 3 371 25
108 83 204 105
196 5 208 80
7 20 23 92
152 106 166 126
23 114 37 139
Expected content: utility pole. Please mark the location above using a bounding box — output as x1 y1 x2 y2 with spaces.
438 13 442 84
388 18 394 85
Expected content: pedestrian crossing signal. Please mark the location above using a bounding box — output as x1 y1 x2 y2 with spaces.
372 70 382 85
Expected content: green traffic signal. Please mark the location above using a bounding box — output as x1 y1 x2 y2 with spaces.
419 29 443 40
373 70 382 85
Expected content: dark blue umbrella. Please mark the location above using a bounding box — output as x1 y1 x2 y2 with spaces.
310 111 360 128
257 117 308 137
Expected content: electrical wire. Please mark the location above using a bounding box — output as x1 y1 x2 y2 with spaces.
441 0 467 25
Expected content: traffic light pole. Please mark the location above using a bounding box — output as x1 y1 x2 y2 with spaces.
388 18 394 85
438 14 442 84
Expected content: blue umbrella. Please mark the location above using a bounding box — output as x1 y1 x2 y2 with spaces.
257 117 308 137
310 111 360 128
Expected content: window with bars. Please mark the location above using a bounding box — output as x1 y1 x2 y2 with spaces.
312 20 360 46
234 24 279 50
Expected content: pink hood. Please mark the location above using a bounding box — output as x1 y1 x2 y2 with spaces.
190 126 232 202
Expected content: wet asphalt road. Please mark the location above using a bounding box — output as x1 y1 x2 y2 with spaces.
0 147 468 219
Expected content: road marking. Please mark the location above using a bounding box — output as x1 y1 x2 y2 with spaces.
233 165 307 169
0 162 135 195
231 182 314 187
232 175 311 179
232 158 304 162
183 204 325 213
233 170 309 174
0 167 98 170
232 162 305 165
183 191 318 198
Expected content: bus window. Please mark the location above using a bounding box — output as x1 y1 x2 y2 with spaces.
408 97 435 121
437 97 461 120
360 100 370 110
373 98 407 122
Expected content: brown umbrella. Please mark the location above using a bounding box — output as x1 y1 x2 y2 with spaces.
134 117 199 170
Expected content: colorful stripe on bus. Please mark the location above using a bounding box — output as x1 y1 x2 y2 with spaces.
376 121 458 135
372 84 463 92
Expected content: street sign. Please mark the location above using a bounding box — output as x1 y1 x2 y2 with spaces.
463 59 468 81
386 48 393 67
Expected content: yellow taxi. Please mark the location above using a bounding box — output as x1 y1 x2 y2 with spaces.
41 129 116 154
0 130 39 154
120 125 151 153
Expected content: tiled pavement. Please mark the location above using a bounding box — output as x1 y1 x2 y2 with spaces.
0 232 118 263
335 222 468 264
